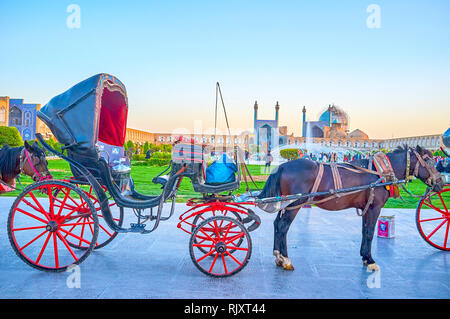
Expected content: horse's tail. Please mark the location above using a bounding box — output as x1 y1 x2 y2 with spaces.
258 166 283 199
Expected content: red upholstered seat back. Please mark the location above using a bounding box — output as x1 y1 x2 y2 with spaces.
98 87 128 147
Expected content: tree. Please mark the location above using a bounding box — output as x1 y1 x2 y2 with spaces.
0 126 24 147
126 140 135 152
143 141 150 154
280 149 299 161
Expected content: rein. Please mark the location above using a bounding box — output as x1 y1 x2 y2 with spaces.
19 147 52 182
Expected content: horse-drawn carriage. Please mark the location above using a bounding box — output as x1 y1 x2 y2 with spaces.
7 74 259 277
6 73 449 279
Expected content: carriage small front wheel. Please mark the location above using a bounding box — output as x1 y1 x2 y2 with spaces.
7 180 99 272
191 207 244 255
189 216 252 277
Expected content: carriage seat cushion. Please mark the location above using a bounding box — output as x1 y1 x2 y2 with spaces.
205 153 237 185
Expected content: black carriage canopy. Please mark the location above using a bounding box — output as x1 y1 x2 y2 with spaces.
37 73 128 157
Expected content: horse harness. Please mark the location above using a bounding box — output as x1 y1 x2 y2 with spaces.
406 149 441 186
300 161 380 216
283 148 439 217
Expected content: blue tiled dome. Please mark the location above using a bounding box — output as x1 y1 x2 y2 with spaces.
319 110 330 123
318 105 348 127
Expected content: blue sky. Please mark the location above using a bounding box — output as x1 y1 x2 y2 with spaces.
1 0 449 138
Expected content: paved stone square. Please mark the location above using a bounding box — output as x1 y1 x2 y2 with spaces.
0 197 448 299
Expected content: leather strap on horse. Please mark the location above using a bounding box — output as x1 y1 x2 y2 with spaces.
311 163 324 194
330 163 343 190
311 162 343 194
356 187 375 217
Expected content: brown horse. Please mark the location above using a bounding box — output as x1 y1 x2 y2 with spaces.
258 145 444 271
0 141 51 191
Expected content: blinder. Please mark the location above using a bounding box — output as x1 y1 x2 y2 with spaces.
407 148 442 188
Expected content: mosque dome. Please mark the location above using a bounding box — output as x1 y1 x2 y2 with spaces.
348 129 369 139
329 130 347 139
318 105 349 128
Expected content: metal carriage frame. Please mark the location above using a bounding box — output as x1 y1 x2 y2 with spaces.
8 129 261 277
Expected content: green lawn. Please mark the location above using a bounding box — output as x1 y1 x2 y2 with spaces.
1 159 445 209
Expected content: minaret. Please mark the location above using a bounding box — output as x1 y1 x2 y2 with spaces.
275 101 280 128
328 104 332 127
302 106 306 137
253 101 258 132
254 101 259 152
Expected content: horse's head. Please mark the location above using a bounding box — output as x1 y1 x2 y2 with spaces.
411 145 444 193
22 141 52 182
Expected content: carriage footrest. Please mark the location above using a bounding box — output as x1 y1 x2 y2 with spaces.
130 223 146 232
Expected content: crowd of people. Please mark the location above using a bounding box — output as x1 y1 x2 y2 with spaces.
436 157 450 173
300 151 370 163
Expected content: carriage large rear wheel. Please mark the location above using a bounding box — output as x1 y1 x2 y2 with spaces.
8 180 99 272
189 216 251 277
55 183 124 250
416 187 450 251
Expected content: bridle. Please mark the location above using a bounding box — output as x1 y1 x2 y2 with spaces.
405 148 442 187
19 147 53 182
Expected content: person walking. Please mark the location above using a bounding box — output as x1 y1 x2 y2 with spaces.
264 151 273 174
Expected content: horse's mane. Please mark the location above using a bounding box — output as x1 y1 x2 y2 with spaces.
391 144 409 154
0 145 23 180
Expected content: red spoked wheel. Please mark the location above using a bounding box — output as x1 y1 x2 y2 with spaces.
55 183 124 250
7 180 98 272
189 216 252 277
191 207 244 255
416 186 450 251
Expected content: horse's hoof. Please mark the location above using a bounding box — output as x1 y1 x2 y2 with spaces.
274 250 283 267
283 263 294 271
367 263 379 271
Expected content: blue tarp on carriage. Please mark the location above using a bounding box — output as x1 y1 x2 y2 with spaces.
205 153 238 184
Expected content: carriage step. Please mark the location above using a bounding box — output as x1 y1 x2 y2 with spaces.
130 223 146 232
